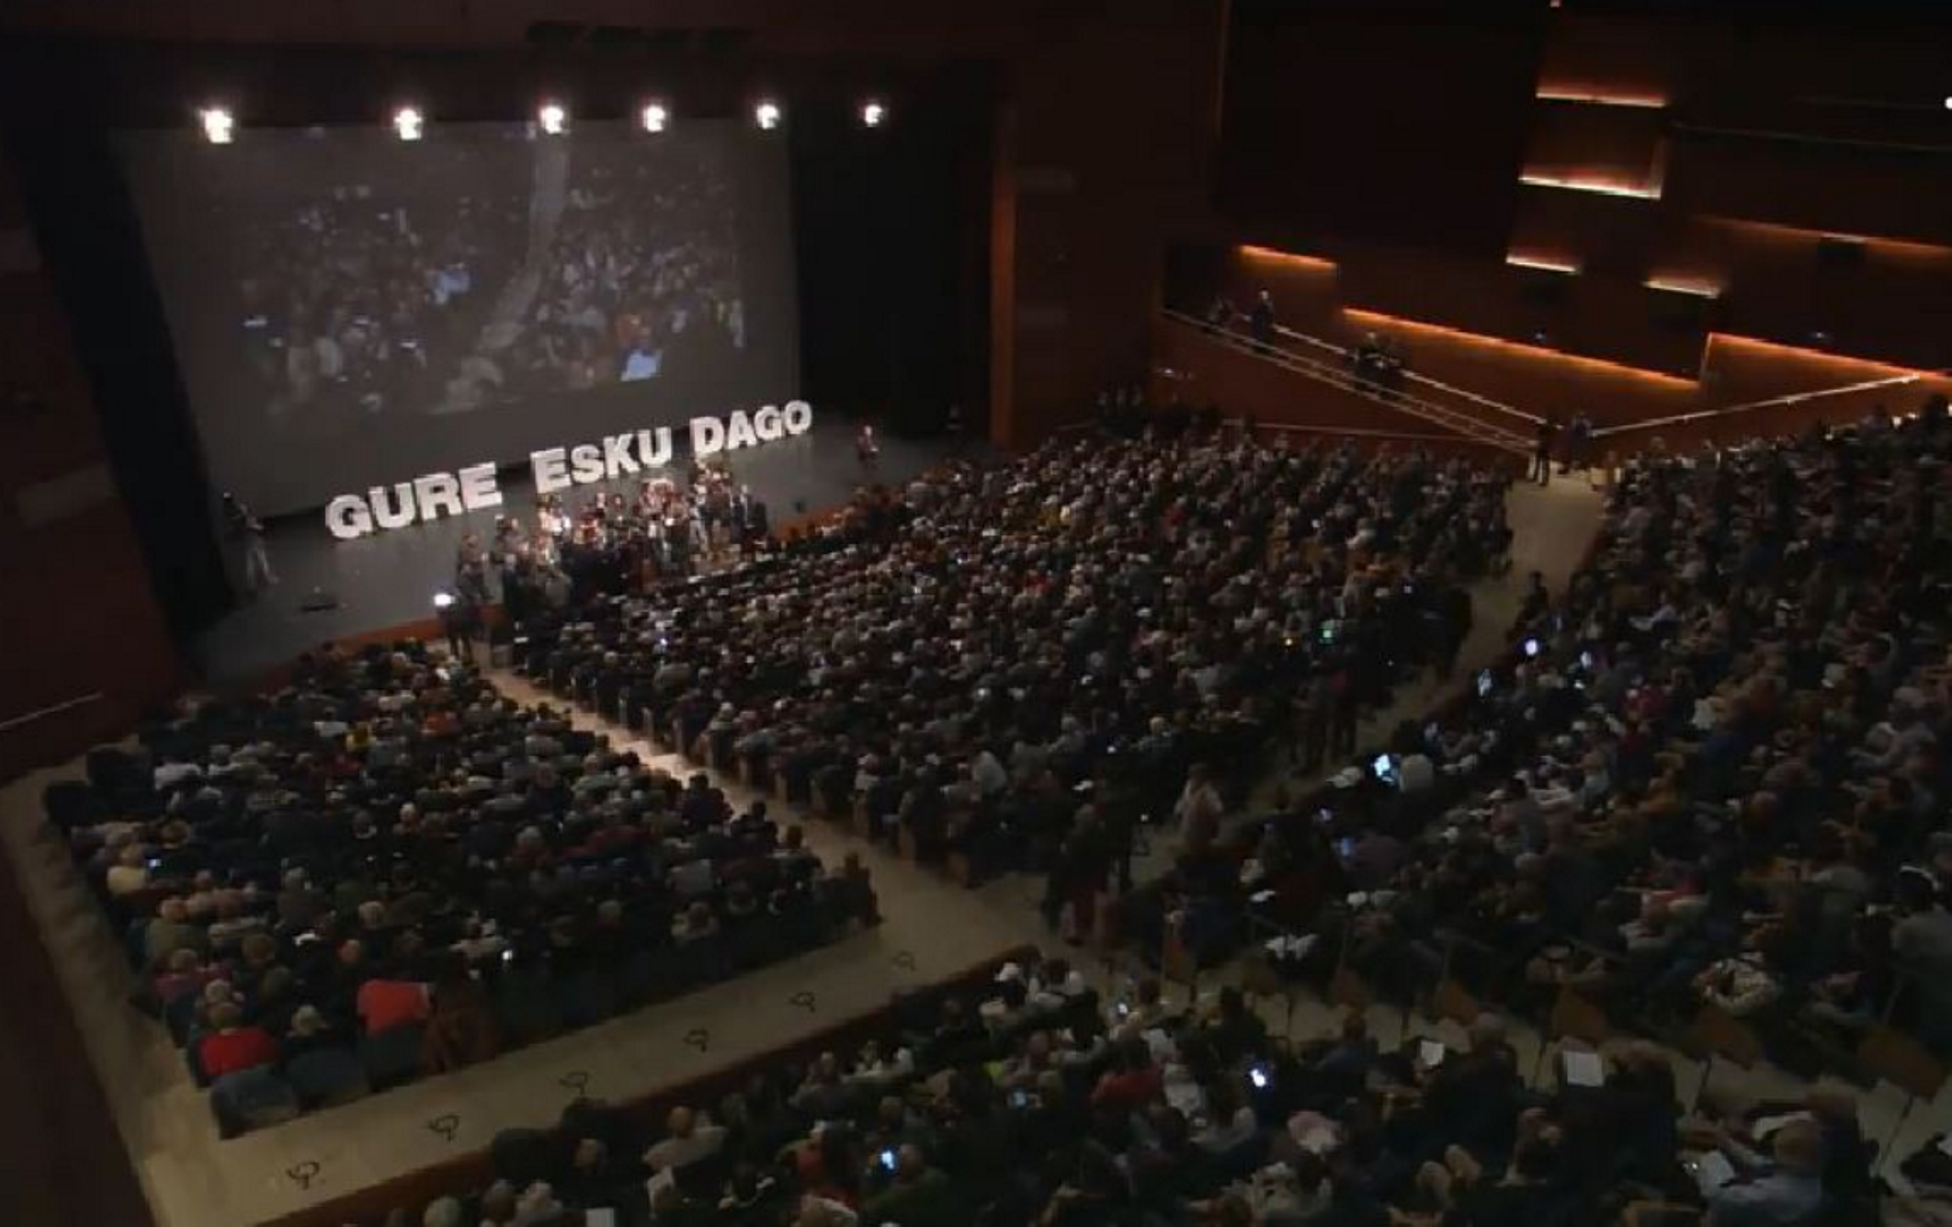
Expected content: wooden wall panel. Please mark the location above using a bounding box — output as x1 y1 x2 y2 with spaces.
0 135 182 780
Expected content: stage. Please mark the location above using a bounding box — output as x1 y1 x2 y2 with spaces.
192 417 972 688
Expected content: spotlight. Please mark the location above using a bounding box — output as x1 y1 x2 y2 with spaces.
1945 96 1952 111
393 106 424 142
754 100 781 131
200 107 235 145
538 101 567 135
433 592 456 610
861 100 886 128
640 103 669 134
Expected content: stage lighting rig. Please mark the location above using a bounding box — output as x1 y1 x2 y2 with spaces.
641 102 669 133
861 100 887 128
200 107 235 145
754 100 781 130
394 106 424 142
538 101 568 135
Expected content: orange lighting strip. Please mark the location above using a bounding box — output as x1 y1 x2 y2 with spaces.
1519 172 1662 199
1535 88 1667 109
1506 254 1581 274
1645 276 1722 298
1237 244 1337 270
1706 331 1947 379
1698 215 1952 262
1344 307 1698 386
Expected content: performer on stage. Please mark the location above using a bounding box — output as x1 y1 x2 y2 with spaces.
222 492 277 595
856 422 880 473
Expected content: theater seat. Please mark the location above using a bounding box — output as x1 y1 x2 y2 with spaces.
618 950 675 1006
559 967 620 1029
42 780 102 830
285 1047 371 1108
490 1127 554 1187
358 1022 427 1089
210 1068 301 1136
494 972 566 1045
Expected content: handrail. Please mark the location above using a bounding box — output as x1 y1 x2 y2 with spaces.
0 692 104 736
1247 420 1517 448
1273 323 1544 429
1158 310 1533 454
1163 309 1543 429
1593 373 1929 438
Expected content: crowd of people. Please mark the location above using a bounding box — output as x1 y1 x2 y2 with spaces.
411 404 1946 1227
56 384 1952 1221
506 138 747 395
442 458 777 647
231 167 522 422
514 430 1513 926
313 942 1883 1227
212 129 749 429
49 640 876 1131
1118 403 1952 1205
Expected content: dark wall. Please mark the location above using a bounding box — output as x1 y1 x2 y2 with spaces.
789 70 991 437
0 39 235 657
0 127 183 781
1218 0 1544 257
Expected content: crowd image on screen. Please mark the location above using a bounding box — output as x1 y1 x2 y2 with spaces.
198 128 747 429
222 138 527 423
505 138 746 397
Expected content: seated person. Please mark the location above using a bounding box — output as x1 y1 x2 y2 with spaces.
196 1001 280 1080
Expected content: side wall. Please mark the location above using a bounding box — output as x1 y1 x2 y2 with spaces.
0 133 181 780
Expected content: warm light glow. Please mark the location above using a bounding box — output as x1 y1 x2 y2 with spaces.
1506 254 1581 275
538 102 567 135
754 100 782 130
1343 307 1698 386
1535 88 1667 109
1645 276 1722 299
1519 172 1662 199
1237 244 1336 271
640 103 668 133
393 106 424 142
1699 214 1952 263
861 100 886 128
1706 332 1946 379
200 107 234 145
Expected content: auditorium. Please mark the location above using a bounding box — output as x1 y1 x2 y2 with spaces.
5 2 1952 1226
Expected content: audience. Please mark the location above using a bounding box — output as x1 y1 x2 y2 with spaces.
1163 405 1952 1154
298 931 1887 1227
53 395 1952 1224
520 427 1512 903
57 640 872 1128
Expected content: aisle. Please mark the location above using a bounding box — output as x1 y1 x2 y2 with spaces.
1130 475 1608 878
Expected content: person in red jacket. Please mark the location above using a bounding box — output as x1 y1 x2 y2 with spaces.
196 1002 279 1079
1090 1040 1164 1111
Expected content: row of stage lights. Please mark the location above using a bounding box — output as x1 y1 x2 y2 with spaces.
197 96 885 145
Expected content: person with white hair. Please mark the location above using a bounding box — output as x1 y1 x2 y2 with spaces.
420 1195 464 1227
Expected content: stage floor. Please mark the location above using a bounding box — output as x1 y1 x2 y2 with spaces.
192 418 969 688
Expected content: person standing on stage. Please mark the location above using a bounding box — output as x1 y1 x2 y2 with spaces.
222 492 276 595
856 422 880 473
946 403 966 453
